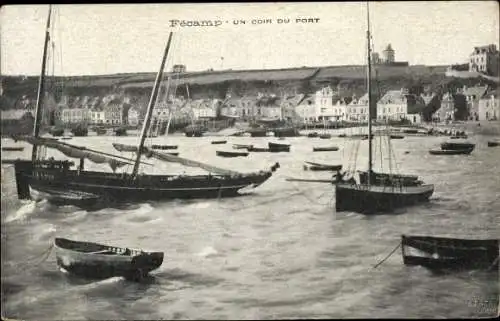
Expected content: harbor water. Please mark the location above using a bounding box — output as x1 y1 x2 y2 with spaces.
1 131 499 319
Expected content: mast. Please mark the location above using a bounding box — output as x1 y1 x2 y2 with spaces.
31 5 53 162
366 1 373 184
132 32 174 177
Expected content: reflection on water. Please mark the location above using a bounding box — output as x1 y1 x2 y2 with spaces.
1 133 499 319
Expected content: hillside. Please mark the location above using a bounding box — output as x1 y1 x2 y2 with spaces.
1 64 498 118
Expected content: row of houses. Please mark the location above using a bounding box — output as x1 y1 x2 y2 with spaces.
2 84 498 127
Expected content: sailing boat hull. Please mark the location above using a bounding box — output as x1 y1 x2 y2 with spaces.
335 183 434 214
14 160 276 207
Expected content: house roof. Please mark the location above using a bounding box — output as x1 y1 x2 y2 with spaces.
378 90 407 104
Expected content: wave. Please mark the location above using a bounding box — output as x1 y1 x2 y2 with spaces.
197 246 219 258
4 200 41 223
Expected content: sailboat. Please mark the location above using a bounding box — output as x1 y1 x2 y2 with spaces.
334 3 434 214
12 7 279 208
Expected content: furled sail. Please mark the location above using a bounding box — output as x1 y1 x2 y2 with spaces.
112 143 242 176
15 136 130 171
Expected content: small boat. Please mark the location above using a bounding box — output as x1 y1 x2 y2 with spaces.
440 141 475 151
248 128 267 137
268 142 290 152
114 127 127 136
390 135 404 139
216 150 249 158
211 140 227 145
165 152 179 156
31 186 101 208
233 144 253 150
307 132 319 138
319 133 331 139
338 133 346 138
151 144 178 150
60 136 73 140
487 141 499 147
95 127 107 135
313 146 339 152
247 146 271 152
2 147 24 152
303 161 342 172
49 127 65 137
429 148 474 155
450 135 468 139
54 238 164 281
401 235 499 272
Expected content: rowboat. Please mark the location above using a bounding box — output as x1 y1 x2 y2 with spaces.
303 161 342 171
151 144 178 150
440 141 475 150
307 132 319 138
313 146 339 152
390 135 404 139
429 148 474 155
247 146 271 152
268 142 290 152
54 238 164 281
319 133 331 139
233 144 253 150
2 147 25 152
211 140 227 145
401 235 499 272
487 141 499 147
216 150 249 158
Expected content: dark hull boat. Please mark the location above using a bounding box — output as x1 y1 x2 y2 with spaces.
94 127 107 135
247 146 271 152
487 141 499 147
151 144 178 150
14 158 279 206
268 142 290 152
216 150 249 158
303 161 342 172
233 144 253 150
358 171 423 187
401 235 499 272
429 148 474 155
319 134 331 139
307 132 319 138
390 135 404 139
441 142 475 150
211 140 227 145
335 183 434 214
54 238 164 281
49 128 65 136
2 146 24 152
248 129 267 137
313 146 339 152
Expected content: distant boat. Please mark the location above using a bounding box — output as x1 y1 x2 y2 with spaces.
54 237 164 281
307 132 319 138
2 146 24 152
313 146 339 152
338 133 347 138
319 133 331 139
487 140 499 147
390 135 404 139
247 146 271 152
450 135 468 139
49 127 65 137
94 127 107 135
247 128 267 137
429 148 474 155
114 127 127 136
216 150 249 158
60 136 72 140
401 235 499 272
440 141 475 151
211 140 227 145
303 161 342 172
151 144 178 150
268 141 290 152
233 144 253 150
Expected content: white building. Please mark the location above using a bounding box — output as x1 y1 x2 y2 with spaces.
128 107 140 126
469 44 499 76
295 95 316 122
478 90 499 121
377 89 409 121
90 110 105 124
314 86 347 121
346 93 369 122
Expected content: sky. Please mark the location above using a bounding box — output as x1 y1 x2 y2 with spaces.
1 1 499 76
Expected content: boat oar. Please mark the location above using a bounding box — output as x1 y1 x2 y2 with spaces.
372 242 401 269
285 177 333 183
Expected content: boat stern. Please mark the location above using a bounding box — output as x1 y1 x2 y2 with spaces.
13 160 33 200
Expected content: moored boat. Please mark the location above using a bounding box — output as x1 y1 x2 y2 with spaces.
233 144 253 150
487 140 499 147
216 150 249 158
54 238 164 281
429 148 474 155
313 146 339 152
319 133 331 139
211 140 227 144
440 141 475 150
401 235 499 272
268 142 290 152
307 132 319 138
303 161 342 172
390 135 404 139
151 144 178 150
2 146 24 152
247 146 271 152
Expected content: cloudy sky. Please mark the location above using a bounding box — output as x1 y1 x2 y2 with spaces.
1 1 498 76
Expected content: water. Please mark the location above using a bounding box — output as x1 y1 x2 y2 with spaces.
2 132 499 319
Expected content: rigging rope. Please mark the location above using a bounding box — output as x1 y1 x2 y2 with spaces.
372 242 401 269
10 242 54 273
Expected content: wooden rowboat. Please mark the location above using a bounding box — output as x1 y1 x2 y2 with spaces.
487 141 499 147
313 146 339 152
151 144 178 150
2 147 25 152
211 140 227 145
401 235 499 272
303 161 342 171
54 238 164 281
233 144 253 150
429 148 474 155
216 150 249 158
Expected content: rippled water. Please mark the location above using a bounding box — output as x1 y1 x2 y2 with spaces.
1 130 499 319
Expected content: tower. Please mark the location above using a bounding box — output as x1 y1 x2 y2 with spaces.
382 44 395 64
